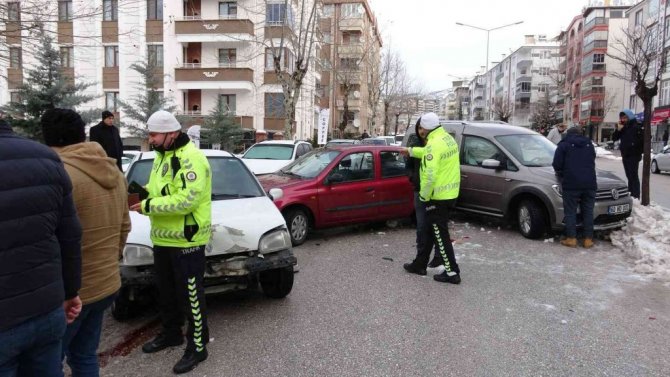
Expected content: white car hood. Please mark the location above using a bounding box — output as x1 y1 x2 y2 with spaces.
126 197 287 255
241 159 292 175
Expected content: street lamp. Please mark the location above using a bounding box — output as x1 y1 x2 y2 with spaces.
455 20 524 73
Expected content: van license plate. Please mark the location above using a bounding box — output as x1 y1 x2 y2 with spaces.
608 204 630 215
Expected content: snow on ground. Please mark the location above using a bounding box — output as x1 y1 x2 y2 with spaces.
610 200 670 280
595 146 621 160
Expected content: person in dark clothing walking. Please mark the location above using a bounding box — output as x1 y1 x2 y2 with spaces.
0 119 83 376
663 127 669 146
405 119 442 272
90 110 123 171
552 126 597 248
612 109 643 199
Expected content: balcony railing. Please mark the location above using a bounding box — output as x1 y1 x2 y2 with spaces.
175 19 254 36
580 86 605 97
174 67 254 82
583 40 608 53
584 17 607 32
175 15 239 21
179 62 238 69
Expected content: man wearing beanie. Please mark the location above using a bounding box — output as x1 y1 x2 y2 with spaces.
612 109 643 199
552 126 597 248
90 110 123 171
129 110 212 374
402 112 462 284
41 108 131 376
0 117 83 376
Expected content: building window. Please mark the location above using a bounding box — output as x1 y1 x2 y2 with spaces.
105 92 119 112
9 47 21 68
148 45 163 67
147 0 163 20
322 4 334 17
266 3 293 26
219 94 236 114
660 80 670 106
538 84 548 93
58 0 73 21
265 48 293 71
593 53 605 63
265 93 285 117
105 46 119 67
218 49 236 66
10 92 21 103
7 2 20 21
635 10 642 26
539 67 550 76
520 82 531 92
60 47 74 68
219 2 237 18
103 0 118 21
341 3 364 18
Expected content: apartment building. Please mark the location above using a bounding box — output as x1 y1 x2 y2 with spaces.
468 75 486 120
320 0 382 137
557 5 629 142
0 0 322 147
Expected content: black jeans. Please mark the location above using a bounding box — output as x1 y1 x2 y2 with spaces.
413 192 440 267
153 245 209 353
622 156 641 199
418 200 460 274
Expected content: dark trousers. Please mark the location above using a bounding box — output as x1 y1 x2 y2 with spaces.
622 156 641 199
418 200 460 274
563 190 596 239
413 192 440 267
153 245 209 353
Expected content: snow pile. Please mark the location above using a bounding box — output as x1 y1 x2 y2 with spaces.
595 146 621 160
610 201 670 280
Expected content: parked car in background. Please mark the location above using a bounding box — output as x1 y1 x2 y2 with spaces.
392 134 405 146
116 150 296 320
121 150 141 172
402 121 633 239
325 139 361 148
241 140 313 175
652 145 670 174
258 145 414 245
361 137 390 146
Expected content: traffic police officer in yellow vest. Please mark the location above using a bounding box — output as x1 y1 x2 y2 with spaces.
402 112 462 284
129 110 212 374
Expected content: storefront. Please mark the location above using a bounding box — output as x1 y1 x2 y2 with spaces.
651 107 670 141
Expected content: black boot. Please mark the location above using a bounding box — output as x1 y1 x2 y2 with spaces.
433 271 461 284
427 257 444 268
173 348 208 374
142 332 184 354
403 262 426 276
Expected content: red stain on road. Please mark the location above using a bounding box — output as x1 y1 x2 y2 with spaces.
98 319 160 368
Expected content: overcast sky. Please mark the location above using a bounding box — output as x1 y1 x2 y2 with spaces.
368 0 601 92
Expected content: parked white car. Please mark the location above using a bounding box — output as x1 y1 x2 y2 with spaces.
241 140 313 175
652 145 670 174
115 149 296 320
121 150 141 172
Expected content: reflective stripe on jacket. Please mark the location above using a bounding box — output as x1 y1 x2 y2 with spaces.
142 141 212 247
409 127 460 201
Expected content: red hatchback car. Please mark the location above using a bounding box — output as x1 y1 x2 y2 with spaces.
258 145 415 245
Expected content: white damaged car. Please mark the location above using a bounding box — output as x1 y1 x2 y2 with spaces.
114 150 296 320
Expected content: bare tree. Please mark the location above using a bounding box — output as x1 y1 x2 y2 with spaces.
266 0 319 138
608 21 667 206
379 46 406 135
529 91 557 132
366 47 382 135
492 96 513 122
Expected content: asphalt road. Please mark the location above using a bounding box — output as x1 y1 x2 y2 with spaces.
596 155 670 209
98 221 670 377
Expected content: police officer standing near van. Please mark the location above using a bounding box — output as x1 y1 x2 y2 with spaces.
129 110 212 374
402 112 462 284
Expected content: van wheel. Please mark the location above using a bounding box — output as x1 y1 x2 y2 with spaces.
260 266 294 299
111 288 134 322
517 199 547 239
284 208 309 246
651 160 660 174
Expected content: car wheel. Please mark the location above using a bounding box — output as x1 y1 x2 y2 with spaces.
111 288 134 322
517 199 547 239
651 160 660 174
284 208 309 246
259 266 294 299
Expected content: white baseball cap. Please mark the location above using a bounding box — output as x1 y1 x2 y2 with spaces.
147 110 181 133
418 112 440 130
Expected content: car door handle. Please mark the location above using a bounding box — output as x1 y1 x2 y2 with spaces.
505 178 513 182
365 187 375 192
461 174 468 179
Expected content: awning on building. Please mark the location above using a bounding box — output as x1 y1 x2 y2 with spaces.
651 108 670 125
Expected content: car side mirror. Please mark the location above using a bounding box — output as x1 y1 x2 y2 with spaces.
268 188 284 201
482 159 502 170
325 173 345 185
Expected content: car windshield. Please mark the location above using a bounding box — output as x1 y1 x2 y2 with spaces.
280 150 341 178
495 134 557 167
126 157 265 200
243 144 294 160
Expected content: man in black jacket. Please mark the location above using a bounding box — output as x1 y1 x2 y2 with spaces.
0 119 82 376
90 110 123 170
553 126 597 249
612 109 643 199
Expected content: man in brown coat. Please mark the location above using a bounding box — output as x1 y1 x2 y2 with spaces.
41 108 131 376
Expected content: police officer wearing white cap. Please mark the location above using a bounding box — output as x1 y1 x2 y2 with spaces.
130 110 212 374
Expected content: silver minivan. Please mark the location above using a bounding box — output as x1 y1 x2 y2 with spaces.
403 121 633 238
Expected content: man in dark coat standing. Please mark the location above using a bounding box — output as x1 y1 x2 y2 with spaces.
0 118 83 376
553 126 597 249
90 110 123 170
612 109 643 199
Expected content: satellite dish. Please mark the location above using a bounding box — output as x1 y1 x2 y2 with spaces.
353 119 360 128
353 91 360 99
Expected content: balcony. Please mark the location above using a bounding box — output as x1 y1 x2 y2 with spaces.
580 86 605 98
339 17 364 31
175 18 254 42
583 40 608 54
584 17 607 32
7 68 22 89
516 76 532 85
265 23 296 40
517 59 532 68
336 97 361 110
174 67 254 90
338 44 364 58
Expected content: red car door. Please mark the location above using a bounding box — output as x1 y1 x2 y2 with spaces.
317 151 378 226
376 149 414 220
